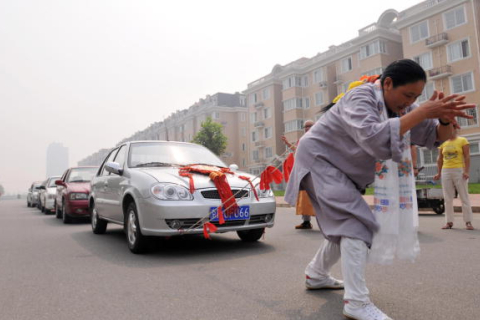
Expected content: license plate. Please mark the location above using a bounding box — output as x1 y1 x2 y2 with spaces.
209 206 250 222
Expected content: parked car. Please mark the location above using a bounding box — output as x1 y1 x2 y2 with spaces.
27 181 43 207
89 141 276 254
38 176 61 214
36 179 48 210
54 166 98 223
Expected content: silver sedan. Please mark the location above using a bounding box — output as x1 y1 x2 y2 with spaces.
89 141 276 253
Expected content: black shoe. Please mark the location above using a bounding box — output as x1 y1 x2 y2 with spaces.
295 221 312 229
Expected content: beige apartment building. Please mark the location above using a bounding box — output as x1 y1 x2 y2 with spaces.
394 0 480 180
244 11 403 177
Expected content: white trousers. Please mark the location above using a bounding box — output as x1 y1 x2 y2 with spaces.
305 237 370 303
441 168 473 224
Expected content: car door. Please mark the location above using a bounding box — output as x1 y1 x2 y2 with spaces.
105 145 128 223
56 170 69 209
93 148 119 219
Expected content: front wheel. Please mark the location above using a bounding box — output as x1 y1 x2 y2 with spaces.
62 200 71 224
91 203 108 234
237 228 265 242
433 203 445 215
55 201 62 219
126 203 148 254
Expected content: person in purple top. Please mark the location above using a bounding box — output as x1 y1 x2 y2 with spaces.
285 59 474 320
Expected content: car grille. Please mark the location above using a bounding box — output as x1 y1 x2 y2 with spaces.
165 214 272 230
201 189 249 199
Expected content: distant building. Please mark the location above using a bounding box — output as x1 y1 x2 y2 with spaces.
46 143 69 177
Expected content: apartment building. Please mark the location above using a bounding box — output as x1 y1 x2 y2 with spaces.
244 12 403 176
394 0 480 181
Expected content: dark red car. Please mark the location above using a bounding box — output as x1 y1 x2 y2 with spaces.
54 166 98 223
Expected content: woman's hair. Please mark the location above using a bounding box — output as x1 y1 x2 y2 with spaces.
380 59 426 88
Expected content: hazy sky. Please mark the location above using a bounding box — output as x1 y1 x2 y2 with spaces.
0 0 422 194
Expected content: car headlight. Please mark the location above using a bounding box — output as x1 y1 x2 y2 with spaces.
151 183 193 201
256 187 274 198
69 193 88 200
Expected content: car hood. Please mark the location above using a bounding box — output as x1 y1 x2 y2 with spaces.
137 167 259 190
66 182 91 193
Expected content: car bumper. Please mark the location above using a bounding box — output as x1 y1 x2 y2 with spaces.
67 200 90 217
136 196 276 236
44 198 55 211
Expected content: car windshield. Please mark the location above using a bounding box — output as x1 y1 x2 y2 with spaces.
128 142 227 168
67 168 98 183
48 178 59 187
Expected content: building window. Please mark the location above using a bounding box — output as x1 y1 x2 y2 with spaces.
304 97 310 109
282 76 302 90
262 87 270 100
359 40 387 59
302 75 309 87
284 119 304 133
410 20 429 43
315 92 324 106
240 113 246 121
252 150 259 161
242 158 246 167
363 67 383 77
283 98 303 112
265 147 273 159
457 107 478 128
264 127 272 139
241 127 246 137
470 142 480 155
447 39 470 62
250 93 257 104
263 107 271 119
413 52 433 70
444 5 466 30
313 68 325 83
250 112 257 123
340 57 352 73
417 82 435 103
251 131 257 142
451 72 474 94
422 148 438 165
242 143 246 151
212 111 220 119
251 168 261 176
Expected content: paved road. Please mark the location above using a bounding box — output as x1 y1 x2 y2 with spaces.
1 199 479 320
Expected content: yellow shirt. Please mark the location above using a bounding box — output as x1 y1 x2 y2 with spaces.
439 137 469 169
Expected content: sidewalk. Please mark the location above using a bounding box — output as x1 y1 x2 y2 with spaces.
276 194 480 212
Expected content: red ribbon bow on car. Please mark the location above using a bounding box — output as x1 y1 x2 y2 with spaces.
203 222 218 239
260 166 283 190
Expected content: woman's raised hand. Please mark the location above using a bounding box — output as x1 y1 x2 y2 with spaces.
419 90 475 123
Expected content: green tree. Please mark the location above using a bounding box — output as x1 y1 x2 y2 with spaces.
192 117 227 156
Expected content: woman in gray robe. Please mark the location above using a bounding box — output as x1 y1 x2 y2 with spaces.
284 59 473 320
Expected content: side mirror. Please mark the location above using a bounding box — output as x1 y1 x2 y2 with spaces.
55 180 65 187
105 162 123 175
38 186 46 190
229 164 239 172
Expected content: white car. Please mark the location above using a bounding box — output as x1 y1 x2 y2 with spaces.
39 176 61 214
89 141 276 253
27 181 43 208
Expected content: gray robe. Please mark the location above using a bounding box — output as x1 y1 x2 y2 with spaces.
284 83 438 246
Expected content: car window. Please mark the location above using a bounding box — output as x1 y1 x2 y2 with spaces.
48 178 59 187
60 170 69 182
128 142 226 168
66 168 98 183
113 145 127 168
101 149 119 176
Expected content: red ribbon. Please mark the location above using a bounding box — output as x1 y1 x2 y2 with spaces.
203 222 218 239
283 153 295 183
239 176 259 201
209 171 239 215
260 166 283 190
217 206 225 225
179 172 195 193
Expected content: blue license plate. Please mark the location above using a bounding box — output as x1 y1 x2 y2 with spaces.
209 206 250 222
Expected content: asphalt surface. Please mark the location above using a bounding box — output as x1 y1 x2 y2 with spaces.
0 199 479 320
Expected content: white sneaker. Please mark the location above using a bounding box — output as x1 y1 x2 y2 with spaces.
305 275 344 290
343 301 393 320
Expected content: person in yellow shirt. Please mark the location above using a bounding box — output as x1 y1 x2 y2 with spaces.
433 131 474 230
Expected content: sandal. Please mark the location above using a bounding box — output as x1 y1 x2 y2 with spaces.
442 222 453 229
466 222 474 230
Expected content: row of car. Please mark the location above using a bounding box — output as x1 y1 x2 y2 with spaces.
28 141 277 254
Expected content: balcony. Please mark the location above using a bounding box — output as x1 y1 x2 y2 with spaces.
428 65 452 80
318 81 328 88
254 121 264 128
254 101 264 109
425 32 448 48
255 141 265 148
